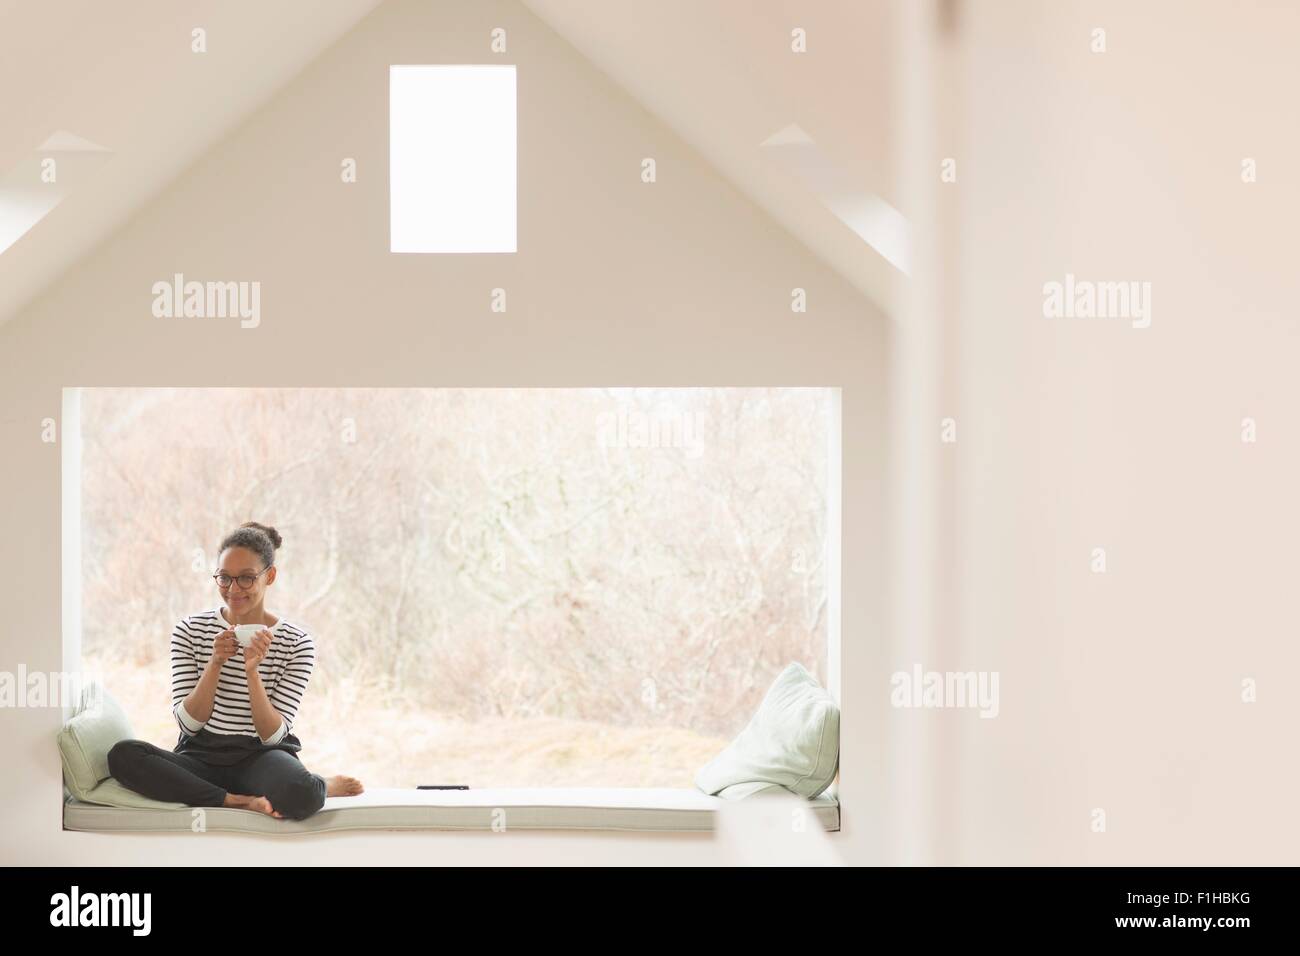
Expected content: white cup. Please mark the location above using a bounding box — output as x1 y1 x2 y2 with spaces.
232 624 268 647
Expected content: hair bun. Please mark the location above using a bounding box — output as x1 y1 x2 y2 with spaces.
240 521 282 550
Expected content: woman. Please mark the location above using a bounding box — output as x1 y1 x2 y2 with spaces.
108 521 362 819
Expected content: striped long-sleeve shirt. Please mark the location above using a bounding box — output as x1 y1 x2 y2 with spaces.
170 607 316 765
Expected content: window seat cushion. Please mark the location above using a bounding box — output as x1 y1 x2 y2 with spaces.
59 679 841 833
63 785 840 833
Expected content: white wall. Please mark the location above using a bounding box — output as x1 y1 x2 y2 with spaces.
0 0 889 864
940 0 1300 864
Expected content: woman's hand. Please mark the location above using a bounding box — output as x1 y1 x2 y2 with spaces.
243 629 275 674
212 630 240 666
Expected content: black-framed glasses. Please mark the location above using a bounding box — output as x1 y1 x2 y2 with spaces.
213 566 271 590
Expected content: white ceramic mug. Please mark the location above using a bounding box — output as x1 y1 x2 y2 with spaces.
232 623 269 647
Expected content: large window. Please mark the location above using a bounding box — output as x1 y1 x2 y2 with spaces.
76 387 832 788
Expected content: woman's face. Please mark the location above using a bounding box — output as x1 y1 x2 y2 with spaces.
217 546 276 612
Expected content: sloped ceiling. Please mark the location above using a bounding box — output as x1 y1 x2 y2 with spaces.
0 0 383 328
519 0 901 310
0 0 898 329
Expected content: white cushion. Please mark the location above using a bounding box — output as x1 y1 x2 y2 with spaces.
715 781 790 799
57 681 134 799
694 662 839 799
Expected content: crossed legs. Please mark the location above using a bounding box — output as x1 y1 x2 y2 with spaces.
107 739 232 808
233 749 327 819
107 739 334 820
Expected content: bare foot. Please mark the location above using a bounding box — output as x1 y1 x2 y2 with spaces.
326 774 364 797
223 793 284 818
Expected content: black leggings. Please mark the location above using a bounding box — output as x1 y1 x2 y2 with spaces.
107 739 327 820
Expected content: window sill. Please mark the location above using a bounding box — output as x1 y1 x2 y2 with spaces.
63 786 840 834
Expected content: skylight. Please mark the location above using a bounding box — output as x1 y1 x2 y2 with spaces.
389 65 517 254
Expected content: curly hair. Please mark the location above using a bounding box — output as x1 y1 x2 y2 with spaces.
218 521 282 570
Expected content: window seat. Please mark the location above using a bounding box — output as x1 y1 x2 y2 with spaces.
63 786 841 834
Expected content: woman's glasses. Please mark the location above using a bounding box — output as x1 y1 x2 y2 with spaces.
212 566 271 590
